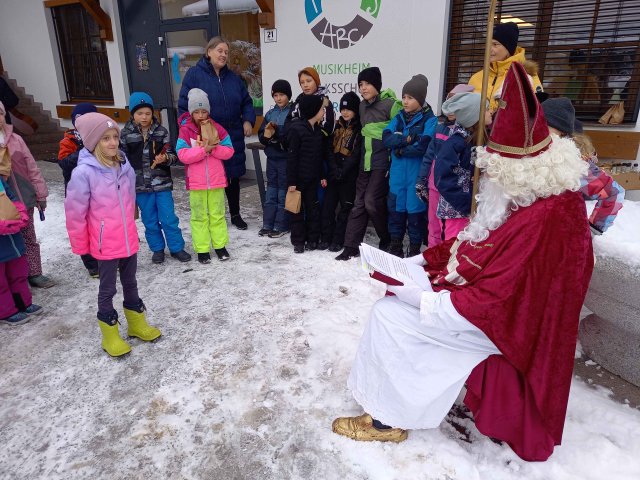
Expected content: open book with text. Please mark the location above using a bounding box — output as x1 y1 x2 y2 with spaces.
359 244 433 291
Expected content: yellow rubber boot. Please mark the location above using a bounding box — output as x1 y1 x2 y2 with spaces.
124 307 161 341
98 321 132 357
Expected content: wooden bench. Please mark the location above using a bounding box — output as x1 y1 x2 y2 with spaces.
584 129 640 191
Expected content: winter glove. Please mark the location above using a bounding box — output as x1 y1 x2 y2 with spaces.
404 253 427 267
416 181 429 203
36 200 47 211
387 278 424 309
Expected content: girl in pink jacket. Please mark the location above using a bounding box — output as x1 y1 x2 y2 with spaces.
176 88 234 264
0 101 53 289
64 113 161 357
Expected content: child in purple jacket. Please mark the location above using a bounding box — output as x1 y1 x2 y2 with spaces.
65 113 161 357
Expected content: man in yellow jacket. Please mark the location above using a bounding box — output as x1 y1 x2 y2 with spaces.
468 22 543 114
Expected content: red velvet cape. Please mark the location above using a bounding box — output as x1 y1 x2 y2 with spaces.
424 191 594 461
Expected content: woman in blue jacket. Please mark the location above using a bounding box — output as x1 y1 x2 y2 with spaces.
178 36 256 230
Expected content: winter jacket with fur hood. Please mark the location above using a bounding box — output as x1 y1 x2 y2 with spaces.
176 112 234 191
64 149 139 260
468 47 542 113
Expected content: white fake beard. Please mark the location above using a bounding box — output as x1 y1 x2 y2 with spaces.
458 134 587 244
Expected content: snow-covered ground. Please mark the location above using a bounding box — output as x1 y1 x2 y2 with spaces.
591 199 640 269
1 170 640 480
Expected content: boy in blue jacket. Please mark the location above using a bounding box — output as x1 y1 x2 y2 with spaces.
258 80 292 237
382 75 437 257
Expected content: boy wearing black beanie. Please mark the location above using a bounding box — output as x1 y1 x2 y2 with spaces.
320 91 362 252
336 67 402 260
258 79 293 237
286 95 330 253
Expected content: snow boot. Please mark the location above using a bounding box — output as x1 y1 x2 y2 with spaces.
170 250 192 262
388 239 404 258
198 252 211 264
215 247 230 261
98 320 131 357
28 275 55 289
124 303 161 342
335 246 360 261
231 214 248 230
151 251 165 264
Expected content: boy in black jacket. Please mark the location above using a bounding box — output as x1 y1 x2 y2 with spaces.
320 92 361 252
287 95 330 253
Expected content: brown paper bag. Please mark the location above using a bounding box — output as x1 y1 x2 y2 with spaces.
0 191 20 221
285 190 301 214
201 121 219 146
599 102 625 125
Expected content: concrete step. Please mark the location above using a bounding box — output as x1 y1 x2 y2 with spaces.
22 131 65 144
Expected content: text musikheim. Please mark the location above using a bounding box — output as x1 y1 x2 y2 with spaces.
313 62 370 75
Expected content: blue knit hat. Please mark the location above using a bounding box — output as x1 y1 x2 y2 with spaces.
71 102 97 127
128 92 154 115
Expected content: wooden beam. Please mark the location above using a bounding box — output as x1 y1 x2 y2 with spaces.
78 0 113 41
255 0 273 13
256 0 275 29
584 129 640 161
44 0 80 7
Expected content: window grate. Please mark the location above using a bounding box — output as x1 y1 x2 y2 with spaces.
52 4 113 102
446 0 640 124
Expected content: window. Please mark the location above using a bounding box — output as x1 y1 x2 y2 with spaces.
52 3 113 102
446 0 640 124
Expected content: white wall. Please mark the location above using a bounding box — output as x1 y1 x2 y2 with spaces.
260 0 450 114
0 0 129 128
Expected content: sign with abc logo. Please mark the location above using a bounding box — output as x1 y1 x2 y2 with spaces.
304 0 381 49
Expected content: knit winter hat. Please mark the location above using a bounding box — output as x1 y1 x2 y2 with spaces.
339 92 360 115
493 22 519 56
298 94 324 120
71 103 97 127
541 97 575 135
574 119 584 134
357 67 382 93
441 92 482 129
128 92 154 115
188 88 210 114
75 112 120 152
271 79 292 100
402 74 429 106
298 67 321 89
448 84 475 99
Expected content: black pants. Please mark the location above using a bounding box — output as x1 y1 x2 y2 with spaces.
290 181 321 246
81 253 98 272
321 174 357 246
225 177 241 217
97 254 140 322
343 169 389 249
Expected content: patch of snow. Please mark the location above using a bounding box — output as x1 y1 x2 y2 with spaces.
588 199 640 268
1 176 639 479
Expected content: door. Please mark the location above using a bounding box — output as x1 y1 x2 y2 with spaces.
118 0 219 136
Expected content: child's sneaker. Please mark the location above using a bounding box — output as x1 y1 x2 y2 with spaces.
198 253 211 264
1 312 30 326
152 251 165 264
28 275 55 289
215 248 230 261
170 250 192 262
268 230 289 238
258 228 273 237
24 304 44 315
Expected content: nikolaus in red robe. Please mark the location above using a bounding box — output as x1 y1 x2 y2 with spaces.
333 62 594 462
426 188 593 461
425 62 594 461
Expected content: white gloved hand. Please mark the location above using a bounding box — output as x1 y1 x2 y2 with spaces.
403 253 426 267
387 278 424 308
